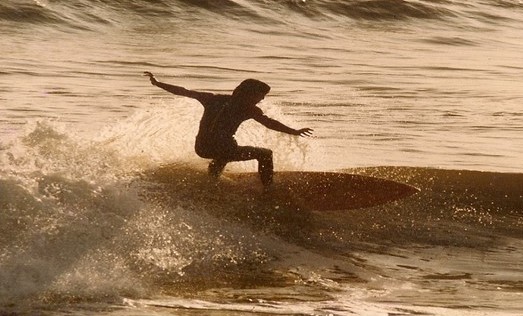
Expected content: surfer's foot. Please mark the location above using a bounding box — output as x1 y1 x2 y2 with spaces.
260 170 273 188
208 160 227 178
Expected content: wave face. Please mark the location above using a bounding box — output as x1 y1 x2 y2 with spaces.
1 120 521 312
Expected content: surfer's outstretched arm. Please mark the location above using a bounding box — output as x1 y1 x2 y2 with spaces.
254 114 313 137
144 72 212 104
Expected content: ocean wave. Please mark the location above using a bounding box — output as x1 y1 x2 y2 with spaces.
3 0 517 32
1 112 522 310
1 160 522 308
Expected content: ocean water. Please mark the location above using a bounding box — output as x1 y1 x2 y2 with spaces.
1 0 522 315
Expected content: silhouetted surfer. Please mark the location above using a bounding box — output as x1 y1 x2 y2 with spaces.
144 72 313 189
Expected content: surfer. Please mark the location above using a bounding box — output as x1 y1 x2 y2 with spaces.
144 72 313 188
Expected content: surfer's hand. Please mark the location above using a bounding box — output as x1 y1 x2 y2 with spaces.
143 71 158 86
296 128 313 137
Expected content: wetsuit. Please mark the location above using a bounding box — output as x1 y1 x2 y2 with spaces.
194 94 273 186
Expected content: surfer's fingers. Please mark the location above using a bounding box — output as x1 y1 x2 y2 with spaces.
299 128 313 137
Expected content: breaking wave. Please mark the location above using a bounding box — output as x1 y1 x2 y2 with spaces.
1 106 521 310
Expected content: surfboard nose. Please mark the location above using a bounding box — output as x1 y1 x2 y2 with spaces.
267 171 419 211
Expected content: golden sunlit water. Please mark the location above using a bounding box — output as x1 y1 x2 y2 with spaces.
1 1 522 315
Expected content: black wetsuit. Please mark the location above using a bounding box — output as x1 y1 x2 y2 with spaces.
194 95 273 185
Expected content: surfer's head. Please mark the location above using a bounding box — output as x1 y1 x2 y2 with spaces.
232 79 271 106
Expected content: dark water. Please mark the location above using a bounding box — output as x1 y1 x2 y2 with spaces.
1 0 522 315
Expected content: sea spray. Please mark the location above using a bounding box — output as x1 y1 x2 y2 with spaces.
0 102 310 307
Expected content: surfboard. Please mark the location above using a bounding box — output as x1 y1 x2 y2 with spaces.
229 171 418 211
143 166 419 211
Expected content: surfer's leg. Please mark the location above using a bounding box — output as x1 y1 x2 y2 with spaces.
258 149 273 187
208 159 227 178
234 146 273 187
205 141 236 179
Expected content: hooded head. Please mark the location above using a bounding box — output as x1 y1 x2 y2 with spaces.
232 79 271 106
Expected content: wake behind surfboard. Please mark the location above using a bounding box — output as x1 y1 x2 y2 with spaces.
143 165 419 211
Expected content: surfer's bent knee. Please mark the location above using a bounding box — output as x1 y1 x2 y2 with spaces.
260 148 273 160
